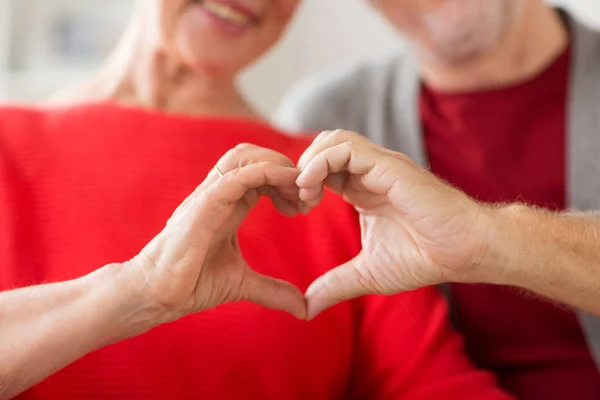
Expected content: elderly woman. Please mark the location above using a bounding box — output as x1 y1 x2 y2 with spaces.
0 1 512 399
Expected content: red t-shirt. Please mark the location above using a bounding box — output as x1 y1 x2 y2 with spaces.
421 46 600 398
0 103 512 400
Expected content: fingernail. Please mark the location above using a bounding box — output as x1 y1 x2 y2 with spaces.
297 200 306 214
298 188 308 201
297 308 308 321
295 173 307 187
306 307 320 321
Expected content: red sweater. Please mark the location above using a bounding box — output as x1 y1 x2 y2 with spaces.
0 103 511 400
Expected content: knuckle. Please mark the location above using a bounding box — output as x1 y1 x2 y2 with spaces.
227 147 245 161
257 161 277 172
221 144 255 170
315 130 333 141
227 143 252 158
340 140 354 150
221 147 240 164
332 129 359 140
235 142 255 151
389 151 411 164
329 129 347 141
202 185 230 208
262 149 293 167
228 166 244 177
227 164 262 189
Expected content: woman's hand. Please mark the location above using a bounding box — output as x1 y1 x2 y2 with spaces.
0 145 307 399
297 130 494 319
126 144 307 323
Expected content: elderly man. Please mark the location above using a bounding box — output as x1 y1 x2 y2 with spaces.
275 0 600 398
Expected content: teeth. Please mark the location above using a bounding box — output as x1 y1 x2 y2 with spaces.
202 1 252 26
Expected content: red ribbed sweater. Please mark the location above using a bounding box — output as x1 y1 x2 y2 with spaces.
0 103 512 400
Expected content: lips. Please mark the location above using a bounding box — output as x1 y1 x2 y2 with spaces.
193 0 260 27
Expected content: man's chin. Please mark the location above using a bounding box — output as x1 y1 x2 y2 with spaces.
413 41 490 68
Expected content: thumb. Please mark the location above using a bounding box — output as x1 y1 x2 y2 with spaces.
305 253 371 320
242 270 308 320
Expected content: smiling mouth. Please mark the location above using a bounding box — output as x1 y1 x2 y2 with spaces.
193 0 260 27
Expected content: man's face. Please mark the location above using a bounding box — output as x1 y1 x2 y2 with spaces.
370 0 525 64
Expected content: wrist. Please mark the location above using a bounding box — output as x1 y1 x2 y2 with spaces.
79 263 167 346
463 203 522 286
478 203 536 286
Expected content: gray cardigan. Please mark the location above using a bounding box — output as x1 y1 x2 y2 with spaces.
274 13 600 369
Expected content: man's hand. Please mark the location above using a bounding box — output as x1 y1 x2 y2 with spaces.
297 130 495 319
126 144 308 323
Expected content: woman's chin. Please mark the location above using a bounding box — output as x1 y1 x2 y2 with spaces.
174 34 250 77
176 44 245 78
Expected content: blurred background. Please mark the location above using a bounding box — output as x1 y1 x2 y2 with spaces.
1 0 599 116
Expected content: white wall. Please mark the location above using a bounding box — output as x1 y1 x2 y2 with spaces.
241 0 600 115
0 0 13 97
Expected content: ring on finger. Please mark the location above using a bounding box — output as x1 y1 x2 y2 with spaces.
214 165 225 178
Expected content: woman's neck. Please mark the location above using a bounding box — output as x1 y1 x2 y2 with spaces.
50 17 259 119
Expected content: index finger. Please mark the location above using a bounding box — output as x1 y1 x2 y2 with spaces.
191 162 301 231
297 130 371 171
199 143 295 192
208 162 300 205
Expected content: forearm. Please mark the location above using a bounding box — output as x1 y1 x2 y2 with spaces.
0 263 160 399
482 204 600 314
